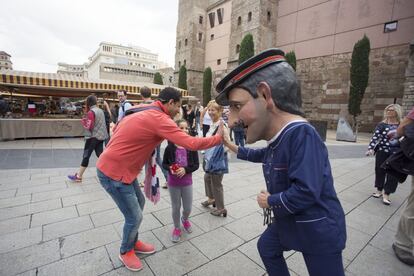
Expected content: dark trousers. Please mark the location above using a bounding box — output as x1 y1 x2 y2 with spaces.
234 131 245 147
257 223 345 276
375 150 399 195
81 138 104 167
202 124 210 137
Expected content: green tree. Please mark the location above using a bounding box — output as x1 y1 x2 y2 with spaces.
238 34 255 64
178 65 187 90
153 72 163 85
203 67 212 105
285 51 297 71
348 35 370 137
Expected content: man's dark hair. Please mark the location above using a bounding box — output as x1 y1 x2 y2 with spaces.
117 90 127 96
86 95 97 108
158 87 181 103
140 86 151 98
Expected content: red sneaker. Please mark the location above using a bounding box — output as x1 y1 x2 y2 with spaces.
134 240 155 254
118 249 142 271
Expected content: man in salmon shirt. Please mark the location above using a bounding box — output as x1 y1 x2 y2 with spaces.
96 87 223 271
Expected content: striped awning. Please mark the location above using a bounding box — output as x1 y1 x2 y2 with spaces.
0 69 188 98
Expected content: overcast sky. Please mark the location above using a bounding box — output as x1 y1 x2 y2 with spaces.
0 0 179 73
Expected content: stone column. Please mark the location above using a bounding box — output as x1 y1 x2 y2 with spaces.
402 40 414 116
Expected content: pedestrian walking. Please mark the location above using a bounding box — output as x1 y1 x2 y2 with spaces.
366 104 402 205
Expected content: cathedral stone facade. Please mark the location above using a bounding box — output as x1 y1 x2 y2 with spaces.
175 0 414 130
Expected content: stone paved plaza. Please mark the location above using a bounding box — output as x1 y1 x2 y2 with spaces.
0 133 413 276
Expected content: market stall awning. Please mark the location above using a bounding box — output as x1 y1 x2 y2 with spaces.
0 69 189 100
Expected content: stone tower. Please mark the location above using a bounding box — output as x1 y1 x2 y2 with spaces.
174 0 215 101
174 0 278 102
227 0 278 70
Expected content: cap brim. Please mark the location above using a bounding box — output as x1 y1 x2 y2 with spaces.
215 48 286 106
215 89 231 106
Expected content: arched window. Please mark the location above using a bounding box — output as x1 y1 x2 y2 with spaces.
178 61 181 68
236 44 240 53
237 16 241 26
184 60 186 66
267 11 271 22
185 39 188 46
248 12 252 22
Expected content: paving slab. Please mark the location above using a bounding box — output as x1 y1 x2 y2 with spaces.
76 198 117 216
238 237 265 269
37 246 113 276
60 224 119 258
188 250 265 276
224 213 265 241
0 227 42 254
189 227 244 260
145 241 209 276
0 239 60 276
0 215 30 235
346 245 413 276
42 215 94 241
189 211 234 232
31 206 78 227
0 198 61 221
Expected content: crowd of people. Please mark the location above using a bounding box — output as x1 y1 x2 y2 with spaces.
65 48 413 275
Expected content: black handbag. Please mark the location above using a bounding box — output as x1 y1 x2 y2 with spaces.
399 136 414 160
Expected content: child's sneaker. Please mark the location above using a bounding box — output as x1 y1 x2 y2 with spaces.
181 217 192 233
171 228 181 243
118 249 142 271
134 240 155 254
67 173 82 182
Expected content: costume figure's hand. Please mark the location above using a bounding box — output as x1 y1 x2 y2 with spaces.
257 190 270 208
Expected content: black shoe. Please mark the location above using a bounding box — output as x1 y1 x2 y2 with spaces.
392 243 414 266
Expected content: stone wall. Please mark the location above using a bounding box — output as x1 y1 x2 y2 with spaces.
174 0 210 99
402 40 414 116
227 0 277 71
298 44 410 132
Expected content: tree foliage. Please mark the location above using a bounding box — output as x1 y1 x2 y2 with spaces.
285 51 297 71
203 67 212 105
348 35 370 121
153 72 163 85
239 34 255 64
178 65 187 90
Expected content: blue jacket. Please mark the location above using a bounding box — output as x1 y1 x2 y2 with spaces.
237 121 346 254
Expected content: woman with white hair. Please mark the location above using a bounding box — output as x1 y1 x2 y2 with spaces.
366 103 403 205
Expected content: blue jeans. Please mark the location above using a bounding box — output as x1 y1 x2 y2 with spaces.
97 169 145 254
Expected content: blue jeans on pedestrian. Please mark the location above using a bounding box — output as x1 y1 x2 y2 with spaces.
97 169 145 254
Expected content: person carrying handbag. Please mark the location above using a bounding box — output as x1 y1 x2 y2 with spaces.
200 100 230 217
366 104 402 205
